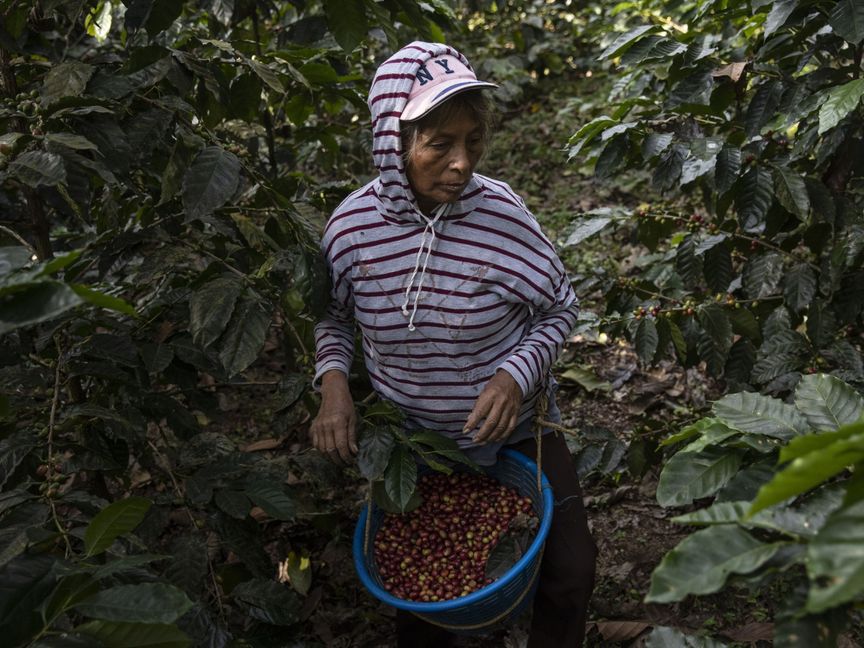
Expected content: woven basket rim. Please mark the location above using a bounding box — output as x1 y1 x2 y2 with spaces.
353 447 554 613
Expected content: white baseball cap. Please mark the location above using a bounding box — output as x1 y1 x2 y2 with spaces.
401 55 497 122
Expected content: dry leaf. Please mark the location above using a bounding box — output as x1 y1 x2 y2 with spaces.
592 620 651 642
241 437 283 452
721 622 773 642
713 62 747 82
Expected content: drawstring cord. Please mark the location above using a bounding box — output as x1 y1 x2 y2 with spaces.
401 203 447 331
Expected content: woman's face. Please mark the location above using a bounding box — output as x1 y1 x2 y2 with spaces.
406 108 484 214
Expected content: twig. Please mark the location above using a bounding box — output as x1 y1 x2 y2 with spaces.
363 490 372 556
537 418 580 437
48 337 72 557
0 225 36 255
284 318 309 358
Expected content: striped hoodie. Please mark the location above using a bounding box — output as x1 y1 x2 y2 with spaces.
314 41 578 463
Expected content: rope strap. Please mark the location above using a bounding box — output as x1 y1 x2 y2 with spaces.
531 383 550 494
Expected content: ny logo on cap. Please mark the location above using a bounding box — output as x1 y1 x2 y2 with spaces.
415 59 455 86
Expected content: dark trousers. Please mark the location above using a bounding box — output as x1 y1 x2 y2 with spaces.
396 431 597 647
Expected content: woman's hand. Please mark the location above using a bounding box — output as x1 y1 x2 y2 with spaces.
310 371 358 465
464 370 523 444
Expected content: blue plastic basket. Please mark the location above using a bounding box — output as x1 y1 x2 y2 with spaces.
353 448 554 634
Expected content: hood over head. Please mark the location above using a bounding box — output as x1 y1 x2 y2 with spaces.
368 41 492 225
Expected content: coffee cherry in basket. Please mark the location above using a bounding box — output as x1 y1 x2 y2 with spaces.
373 471 535 602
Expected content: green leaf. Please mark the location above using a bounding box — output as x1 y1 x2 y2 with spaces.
84 497 152 557
45 133 99 151
807 300 837 348
8 151 66 188
181 146 241 221
635 317 658 364
283 551 312 596
0 246 32 276
703 241 734 293
228 73 263 122
764 0 796 36
384 445 417 513
145 0 183 37
563 216 613 247
74 584 193 623
0 554 58 646
674 485 843 539
749 428 864 514
595 134 630 180
91 554 168 580
599 25 657 60
642 132 673 159
736 166 774 232
246 59 284 93
559 365 613 392
646 525 785 603
568 116 617 154
245 481 295 520
75 621 189 648
189 277 243 349
667 66 714 108
485 532 525 581
780 422 864 463
70 284 136 316
714 391 808 440
715 146 741 195
829 0 864 45
676 235 703 288
0 430 38 489
0 281 84 335
40 249 83 276
743 252 783 299
41 62 94 106
231 579 300 626
727 307 760 342
124 0 153 31
407 430 479 470
818 79 864 135
40 574 100 632
656 447 742 507
210 0 233 25
745 80 782 138
697 305 733 377
806 498 864 612
213 490 250 519
666 318 687 362
323 0 368 51
644 626 729 648
794 373 864 432
653 143 687 191
782 264 816 314
218 294 271 377
773 166 810 219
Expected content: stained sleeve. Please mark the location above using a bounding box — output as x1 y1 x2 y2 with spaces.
495 221 578 398
312 236 356 390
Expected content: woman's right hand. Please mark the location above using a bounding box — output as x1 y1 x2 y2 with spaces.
309 370 358 465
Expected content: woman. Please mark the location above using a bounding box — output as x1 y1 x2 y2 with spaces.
310 41 596 648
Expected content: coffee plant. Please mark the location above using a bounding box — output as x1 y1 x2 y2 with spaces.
568 0 864 393
650 373 864 644
0 1 455 645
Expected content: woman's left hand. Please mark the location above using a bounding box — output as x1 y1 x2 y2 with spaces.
464 370 523 444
